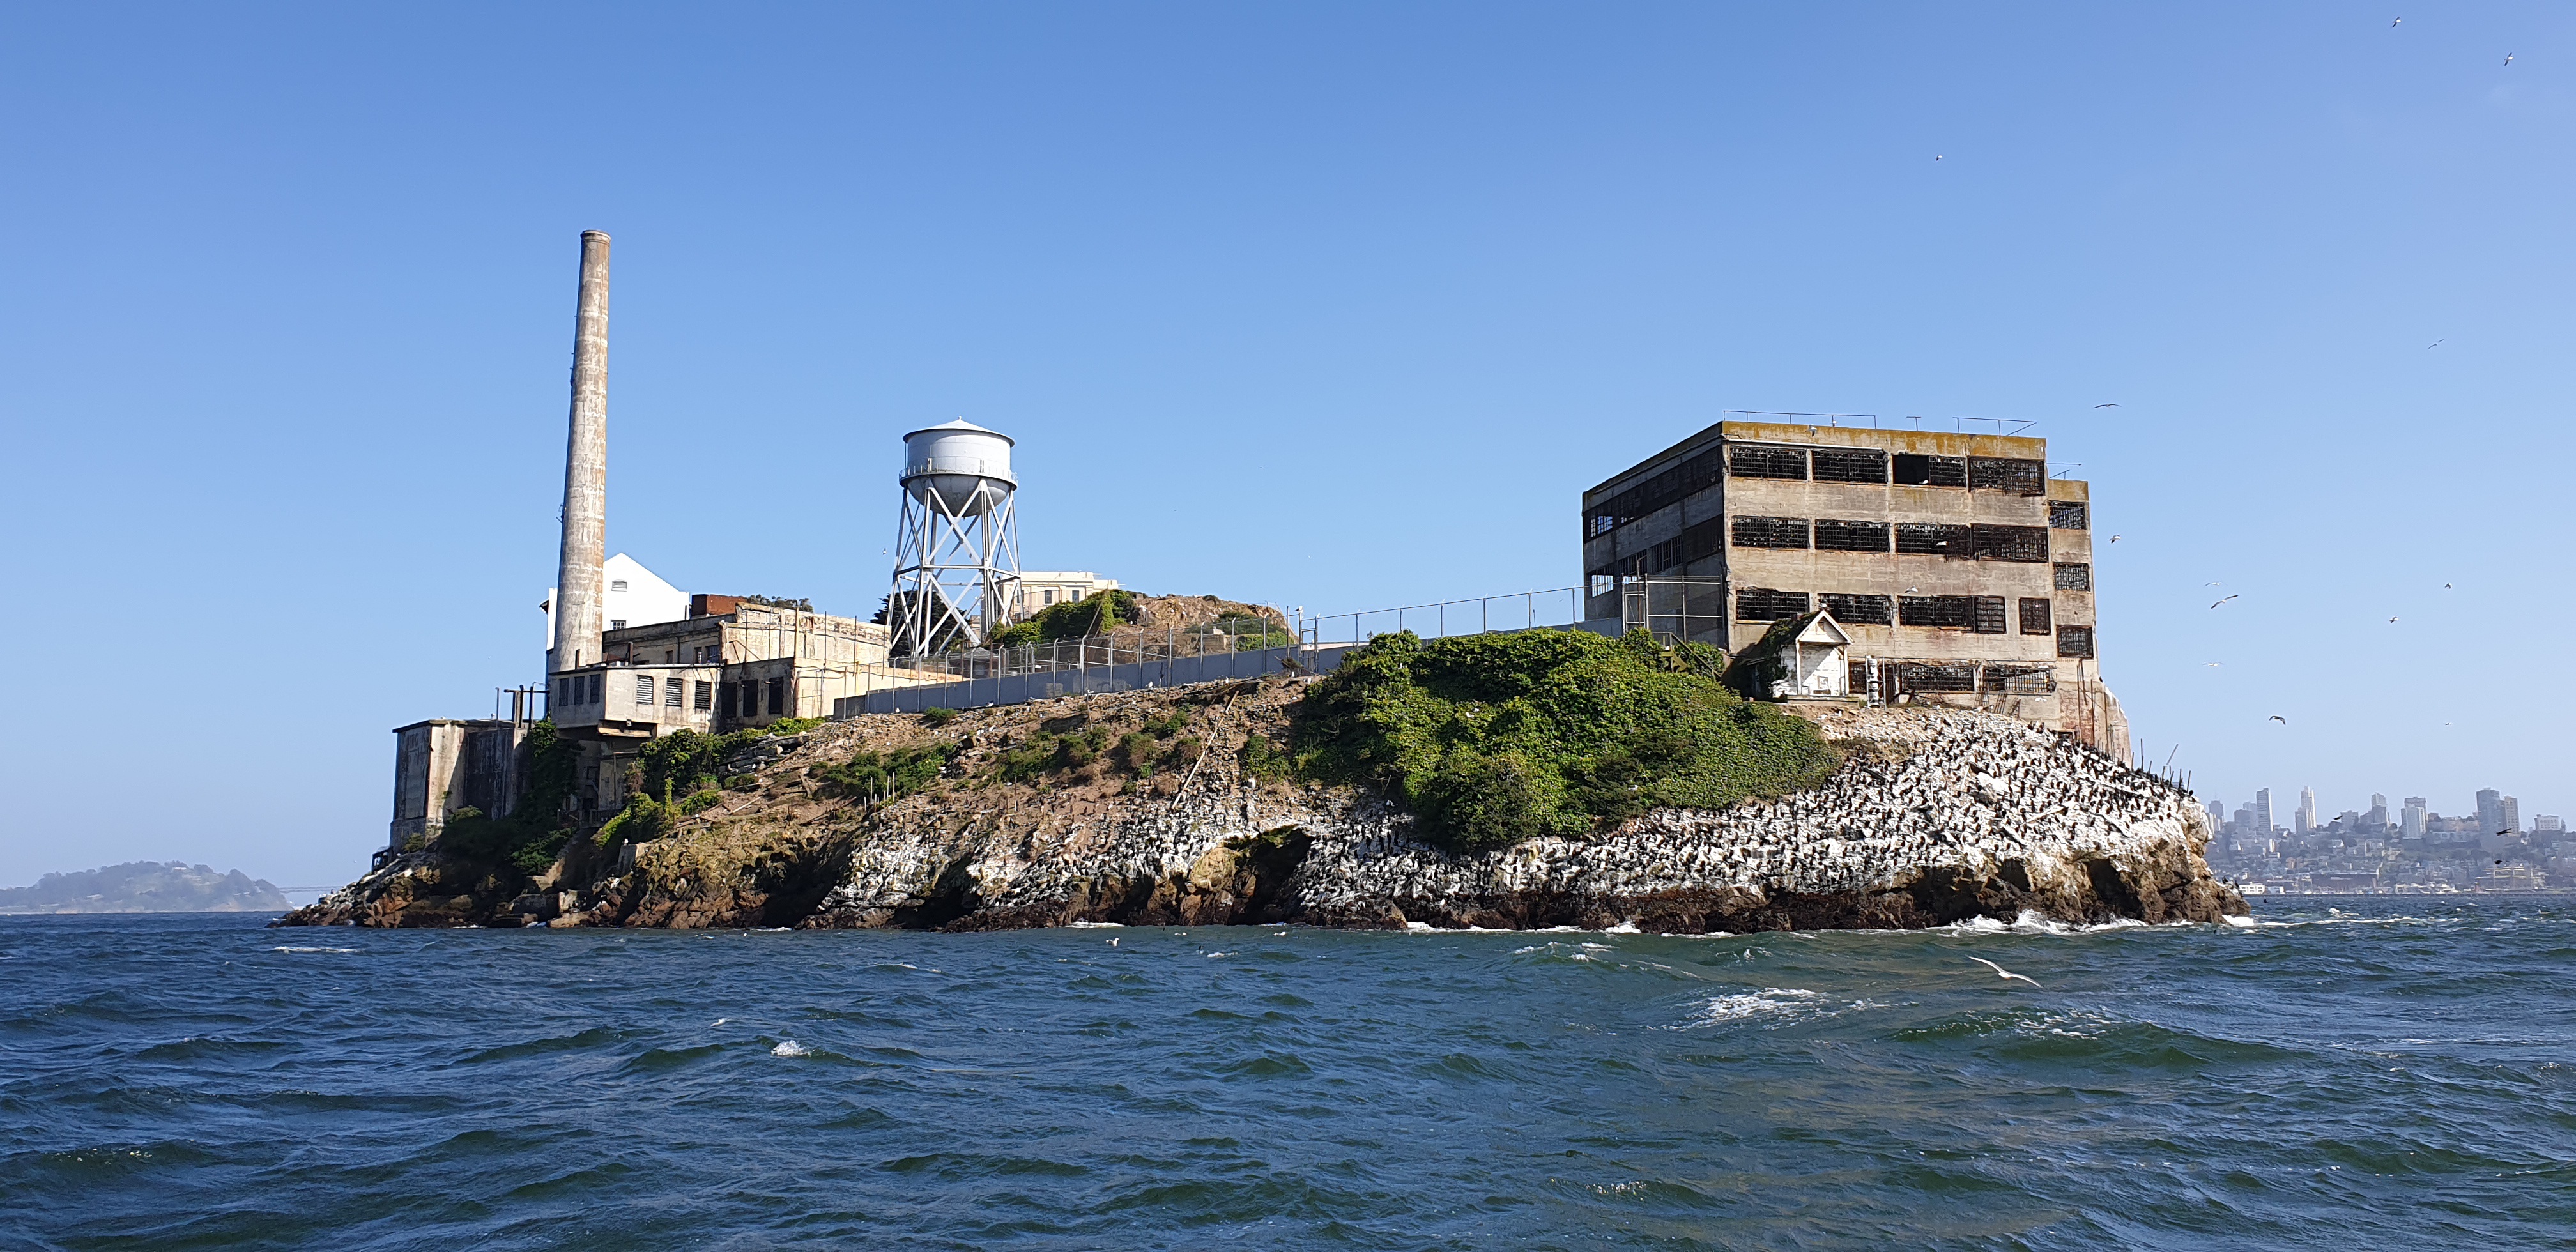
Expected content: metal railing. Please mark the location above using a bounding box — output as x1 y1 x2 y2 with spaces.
1300 577 1730 648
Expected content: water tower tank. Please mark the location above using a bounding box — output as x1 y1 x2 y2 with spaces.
901 419 1016 517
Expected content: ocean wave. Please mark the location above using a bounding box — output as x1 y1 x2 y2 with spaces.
771 1039 815 1058
267 945 358 954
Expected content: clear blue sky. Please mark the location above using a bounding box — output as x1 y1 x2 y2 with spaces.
4 4 2570 890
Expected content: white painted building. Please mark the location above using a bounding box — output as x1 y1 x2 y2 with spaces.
545 553 689 645
1008 570 1119 621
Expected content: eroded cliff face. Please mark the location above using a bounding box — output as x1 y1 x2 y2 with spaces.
281 682 2242 933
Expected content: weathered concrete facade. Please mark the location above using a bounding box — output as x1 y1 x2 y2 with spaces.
1582 420 2126 754
387 718 526 850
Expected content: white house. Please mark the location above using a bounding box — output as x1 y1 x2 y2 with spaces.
544 553 689 646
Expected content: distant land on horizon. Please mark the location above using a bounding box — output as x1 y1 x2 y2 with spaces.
0 862 290 915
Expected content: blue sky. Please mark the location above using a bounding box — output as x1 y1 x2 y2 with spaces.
4 3 2570 890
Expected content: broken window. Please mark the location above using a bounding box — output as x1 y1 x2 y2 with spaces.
719 683 737 719
1892 453 1967 487
2019 597 2051 635
1730 515 1810 549
1813 519 1891 553
666 678 684 707
1820 593 1893 625
1971 597 2007 634
1811 448 1887 483
767 678 788 715
1899 595 1973 628
1735 588 1811 621
1984 663 2056 694
1584 447 1725 540
1728 445 1808 480
636 675 655 705
694 680 713 712
1896 523 1971 555
2053 562 2092 591
1968 524 2049 562
1647 515 1728 571
1968 457 2046 495
1895 661 1976 692
2057 625 2096 659
2049 501 2090 530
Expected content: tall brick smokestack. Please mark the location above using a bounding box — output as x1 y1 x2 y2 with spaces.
549 229 611 674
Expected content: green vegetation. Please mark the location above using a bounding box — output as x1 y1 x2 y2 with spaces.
1292 629 1841 853
1238 732 1293 783
919 706 960 727
988 706 1200 785
1200 612 1294 651
808 742 960 802
435 719 579 874
990 589 1141 650
634 721 816 802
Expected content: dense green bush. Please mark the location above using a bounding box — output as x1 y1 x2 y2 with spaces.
808 741 959 802
635 720 817 802
435 720 580 874
1292 629 1840 852
990 589 1142 650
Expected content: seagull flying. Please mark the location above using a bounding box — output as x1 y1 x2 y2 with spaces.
2094 402 2120 408
2428 339 2445 349
2444 583 2453 590
1108 938 1118 947
2210 594 2239 609
2391 15 2401 26
1935 154 1945 161
2269 715 2288 724
2109 535 2123 543
2389 616 2400 623
1968 956 2042 987
2204 662 2223 668
2205 581 2223 586
2504 52 2515 66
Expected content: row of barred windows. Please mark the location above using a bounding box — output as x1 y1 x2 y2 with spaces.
1736 588 2095 658
1584 444 2089 540
549 672 791 716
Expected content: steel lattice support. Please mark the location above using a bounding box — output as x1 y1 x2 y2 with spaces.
889 478 1020 659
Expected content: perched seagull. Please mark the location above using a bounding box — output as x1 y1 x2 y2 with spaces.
1969 956 2042 987
2210 594 2239 609
2269 715 2288 724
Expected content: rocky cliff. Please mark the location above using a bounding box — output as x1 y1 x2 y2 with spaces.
280 678 2241 932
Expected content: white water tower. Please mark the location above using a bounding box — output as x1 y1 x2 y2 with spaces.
888 419 1022 658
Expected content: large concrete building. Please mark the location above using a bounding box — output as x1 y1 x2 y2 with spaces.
1581 417 2128 754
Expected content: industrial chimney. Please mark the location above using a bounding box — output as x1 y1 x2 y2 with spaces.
548 230 611 675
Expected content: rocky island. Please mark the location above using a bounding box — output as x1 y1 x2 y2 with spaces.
281 629 2242 933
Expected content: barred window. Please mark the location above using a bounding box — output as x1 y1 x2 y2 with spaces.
1900 595 1972 628
1892 453 1967 487
2053 562 2092 591
719 682 737 718
1820 593 1893 625
1728 445 1808 480
694 680 713 711
1731 515 1811 549
1896 661 1976 692
1735 588 1811 622
1811 448 1887 483
2019 597 2051 636
1583 447 1726 540
1969 524 2049 563
2057 625 2096 659
1896 523 1970 555
2048 501 2090 530
1646 515 1726 572
636 675 656 705
1968 457 2046 495
1971 596 2007 634
1813 519 1891 553
1986 663 2056 694
586 673 602 704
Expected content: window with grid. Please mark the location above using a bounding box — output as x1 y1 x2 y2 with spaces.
2053 563 2092 591
1967 457 2045 495
1813 519 1890 553
1818 593 1892 625
1969 524 2050 563
1899 595 1973 628
1896 523 1970 555
1809 447 1887 483
1731 515 1811 549
2048 501 2089 530
1892 454 1967 487
1727 445 1807 480
1970 597 2007 634
694 680 713 711
2057 625 2096 659
2019 597 2052 636
1735 588 1811 621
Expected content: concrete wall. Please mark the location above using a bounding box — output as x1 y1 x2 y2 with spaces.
839 643 1356 717
388 719 524 850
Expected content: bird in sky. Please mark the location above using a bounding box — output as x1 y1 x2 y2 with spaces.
1935 154 1945 161
2205 581 2222 586
2211 594 2239 609
2444 583 2453 590
2504 52 2515 66
2428 339 2445 349
2204 662 2223 667
1969 956 2042 987
2109 535 2123 543
2094 402 2120 408
2389 616 2400 623
2269 715 2288 724
2391 15 2401 26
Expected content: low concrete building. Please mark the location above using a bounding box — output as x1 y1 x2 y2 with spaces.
388 718 527 850
1582 418 2126 754
1006 571 1119 621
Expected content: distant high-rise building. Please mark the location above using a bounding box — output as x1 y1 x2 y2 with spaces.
2402 797 2427 839
2365 794 2391 829
2296 786 2317 834
2256 788 2274 834
2233 804 2256 836
2477 788 2506 834
2205 800 2226 830
2501 796 2521 834
2537 814 2566 835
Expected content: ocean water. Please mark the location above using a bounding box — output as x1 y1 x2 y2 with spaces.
4 899 2572 1250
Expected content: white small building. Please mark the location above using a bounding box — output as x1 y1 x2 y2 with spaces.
1735 609 1853 700
1008 571 1119 621
544 553 689 644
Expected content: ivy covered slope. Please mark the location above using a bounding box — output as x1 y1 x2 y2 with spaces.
1294 629 1843 852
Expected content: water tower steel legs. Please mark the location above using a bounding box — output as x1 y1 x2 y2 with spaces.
889 479 1020 659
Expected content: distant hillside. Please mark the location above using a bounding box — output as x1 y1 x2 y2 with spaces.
0 862 290 914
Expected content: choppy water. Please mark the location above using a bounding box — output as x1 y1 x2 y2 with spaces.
4 899 2573 1249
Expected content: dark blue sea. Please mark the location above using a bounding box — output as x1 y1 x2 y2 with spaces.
4 899 2572 1249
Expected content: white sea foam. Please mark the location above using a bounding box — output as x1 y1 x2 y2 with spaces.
1687 988 1824 1025
771 1039 815 1058
269 945 358 954
1603 921 1642 934
1067 920 1124 928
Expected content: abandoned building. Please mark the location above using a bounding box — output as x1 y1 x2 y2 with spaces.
1582 415 2128 754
